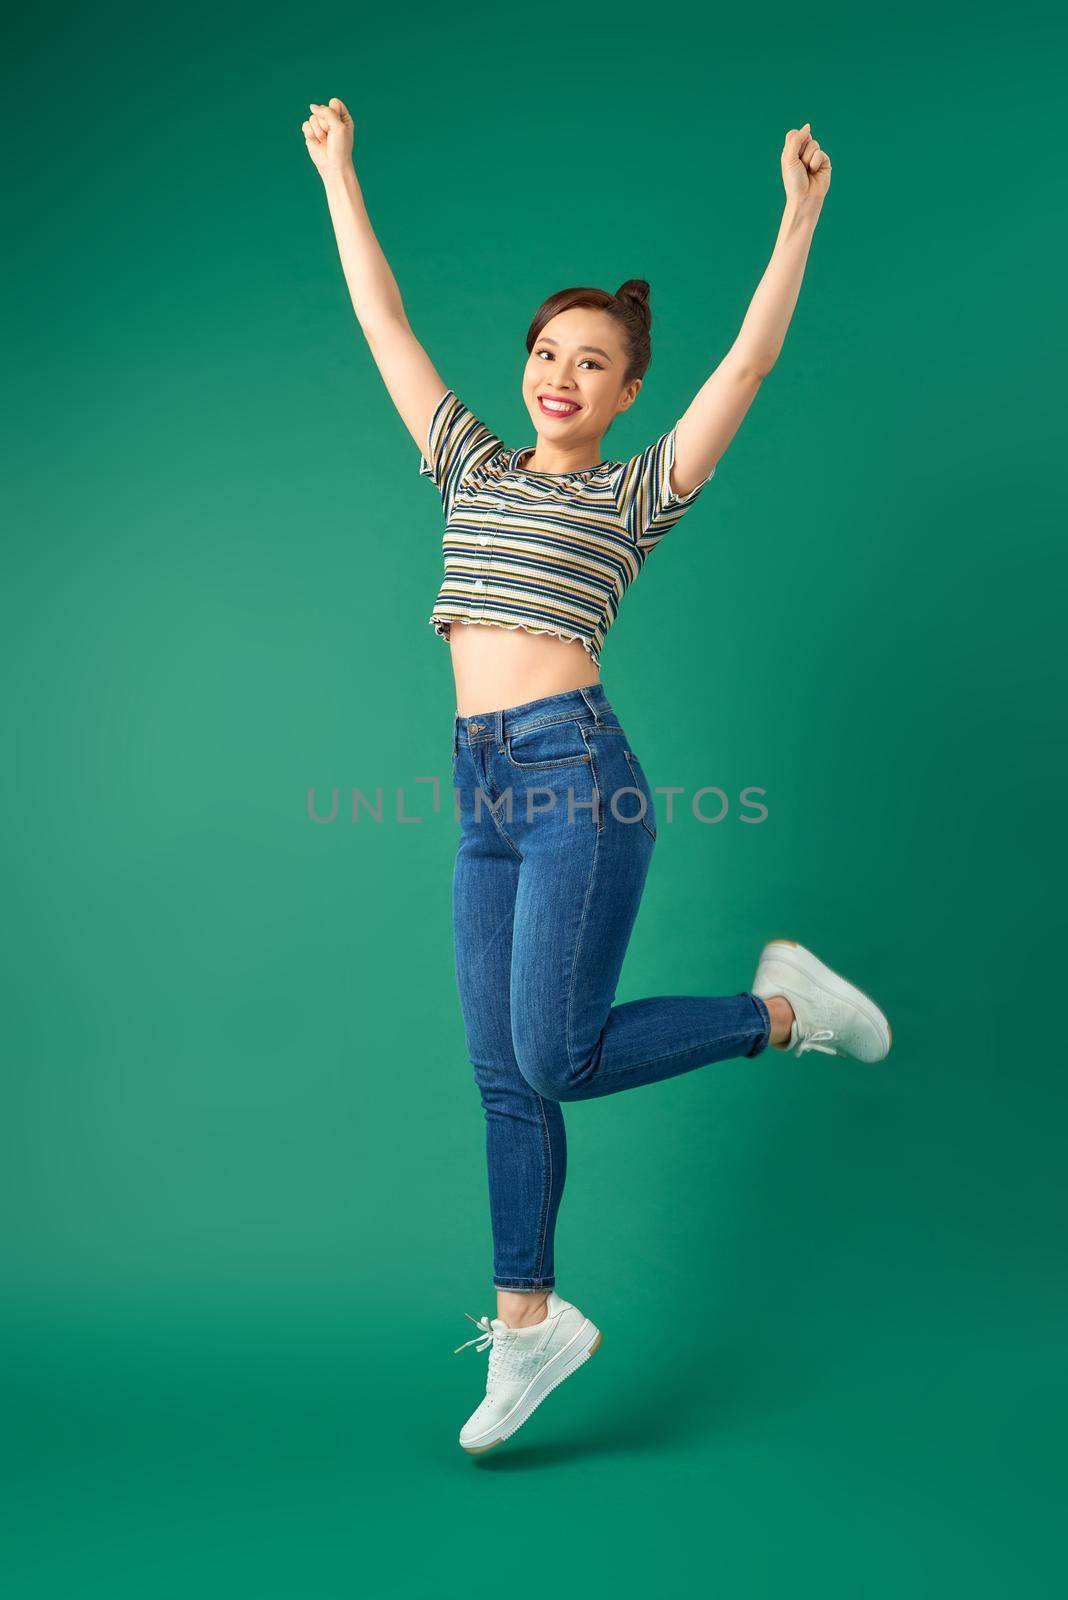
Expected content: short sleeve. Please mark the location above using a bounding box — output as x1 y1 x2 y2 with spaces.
418 388 505 523
620 421 716 554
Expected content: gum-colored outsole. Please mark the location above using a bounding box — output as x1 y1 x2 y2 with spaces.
762 937 893 1057
462 1436 505 1456
460 1328 603 1455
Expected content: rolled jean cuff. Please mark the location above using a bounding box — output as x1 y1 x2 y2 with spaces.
745 991 772 1058
493 1279 555 1293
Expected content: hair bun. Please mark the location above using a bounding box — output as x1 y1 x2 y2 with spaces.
615 278 650 308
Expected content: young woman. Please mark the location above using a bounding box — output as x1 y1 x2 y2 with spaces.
304 102 892 1454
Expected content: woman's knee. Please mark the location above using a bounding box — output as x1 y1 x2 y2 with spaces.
512 1034 580 1101
518 1064 574 1101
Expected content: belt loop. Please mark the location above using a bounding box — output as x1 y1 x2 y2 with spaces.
453 716 459 758
495 709 505 752
579 684 603 725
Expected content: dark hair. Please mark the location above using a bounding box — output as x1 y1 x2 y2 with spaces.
525 279 652 389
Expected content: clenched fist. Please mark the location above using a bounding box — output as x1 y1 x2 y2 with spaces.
782 122 832 209
301 98 355 178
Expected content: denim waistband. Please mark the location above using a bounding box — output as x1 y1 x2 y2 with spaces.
454 680 613 747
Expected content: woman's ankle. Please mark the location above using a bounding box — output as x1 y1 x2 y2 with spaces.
765 994 796 1048
496 1288 550 1327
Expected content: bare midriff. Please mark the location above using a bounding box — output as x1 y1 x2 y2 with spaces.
446 620 600 716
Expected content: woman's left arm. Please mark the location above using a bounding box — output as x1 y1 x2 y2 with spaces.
671 123 832 497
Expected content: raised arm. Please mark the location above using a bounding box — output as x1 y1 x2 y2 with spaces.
671 123 833 498
302 98 449 459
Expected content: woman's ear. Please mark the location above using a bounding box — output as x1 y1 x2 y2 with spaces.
616 379 642 415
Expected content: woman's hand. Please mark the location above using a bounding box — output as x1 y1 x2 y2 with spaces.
301 98 355 179
781 122 831 211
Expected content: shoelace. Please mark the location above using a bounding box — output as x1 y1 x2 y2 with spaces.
794 1026 837 1057
453 1311 497 1355
454 1312 504 1395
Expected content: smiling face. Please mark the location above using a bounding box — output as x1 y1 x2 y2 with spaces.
522 307 642 455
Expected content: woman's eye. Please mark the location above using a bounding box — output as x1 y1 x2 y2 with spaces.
534 350 601 370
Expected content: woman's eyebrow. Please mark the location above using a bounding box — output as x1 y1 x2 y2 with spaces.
537 336 614 362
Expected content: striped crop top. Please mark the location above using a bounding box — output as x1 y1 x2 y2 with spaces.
418 388 716 664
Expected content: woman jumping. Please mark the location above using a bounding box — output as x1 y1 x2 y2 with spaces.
304 101 892 1454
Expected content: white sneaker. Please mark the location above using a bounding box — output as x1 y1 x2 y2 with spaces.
752 938 892 1063
453 1291 602 1454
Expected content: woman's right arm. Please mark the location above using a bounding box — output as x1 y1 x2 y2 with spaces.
302 98 449 459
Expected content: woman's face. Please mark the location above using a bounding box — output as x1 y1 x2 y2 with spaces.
521 307 641 448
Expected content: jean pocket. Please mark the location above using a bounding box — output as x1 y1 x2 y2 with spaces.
505 716 593 772
622 748 658 840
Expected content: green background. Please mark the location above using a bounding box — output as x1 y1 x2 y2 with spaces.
4 0 1065 1594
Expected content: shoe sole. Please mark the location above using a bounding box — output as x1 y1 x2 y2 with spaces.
459 1320 603 1454
760 938 893 1058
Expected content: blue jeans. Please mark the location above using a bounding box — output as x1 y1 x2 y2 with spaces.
450 680 772 1292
